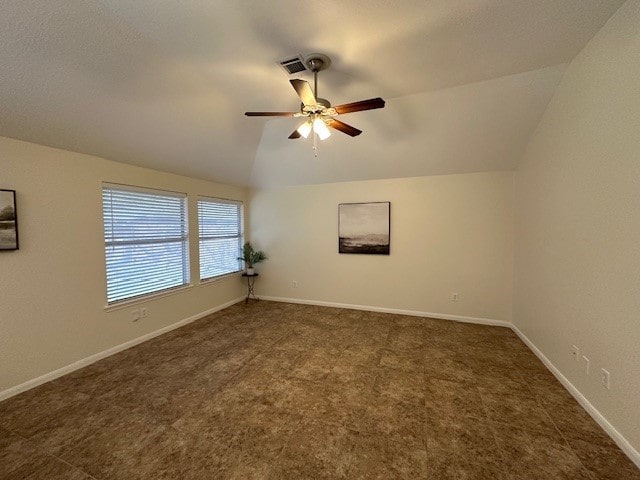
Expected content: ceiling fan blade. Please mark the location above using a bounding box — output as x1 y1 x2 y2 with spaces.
288 130 301 139
245 111 297 117
290 79 317 107
334 97 385 115
326 119 362 137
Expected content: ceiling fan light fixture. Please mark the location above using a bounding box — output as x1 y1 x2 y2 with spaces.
297 120 312 138
313 117 331 140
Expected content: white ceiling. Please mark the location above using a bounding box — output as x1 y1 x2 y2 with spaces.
0 0 625 187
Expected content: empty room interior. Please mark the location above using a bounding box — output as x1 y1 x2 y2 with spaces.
1 1 639 479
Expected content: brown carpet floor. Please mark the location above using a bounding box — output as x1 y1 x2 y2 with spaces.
1 301 638 479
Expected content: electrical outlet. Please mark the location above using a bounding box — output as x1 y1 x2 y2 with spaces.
131 309 140 322
451 293 459 302
140 307 148 318
571 345 580 361
292 280 298 288
582 355 590 375
600 369 610 389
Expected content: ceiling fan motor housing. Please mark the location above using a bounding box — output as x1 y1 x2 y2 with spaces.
301 97 332 116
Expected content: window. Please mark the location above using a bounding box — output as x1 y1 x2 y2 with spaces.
198 197 243 280
102 184 189 304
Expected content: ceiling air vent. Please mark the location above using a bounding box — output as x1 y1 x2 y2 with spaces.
278 55 308 75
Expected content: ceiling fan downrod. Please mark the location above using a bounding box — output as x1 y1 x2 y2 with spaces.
308 57 323 98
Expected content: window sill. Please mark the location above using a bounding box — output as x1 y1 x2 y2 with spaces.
104 284 194 312
198 271 243 286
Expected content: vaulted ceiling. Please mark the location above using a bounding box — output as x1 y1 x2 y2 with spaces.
0 1 625 187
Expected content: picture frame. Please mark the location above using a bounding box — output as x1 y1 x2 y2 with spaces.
338 202 390 255
0 189 19 251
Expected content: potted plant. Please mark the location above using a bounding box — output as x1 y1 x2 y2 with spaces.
238 242 267 275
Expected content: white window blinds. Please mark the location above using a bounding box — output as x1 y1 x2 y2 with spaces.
102 184 189 304
198 197 243 280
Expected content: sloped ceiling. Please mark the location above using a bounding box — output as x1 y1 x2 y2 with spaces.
0 0 625 187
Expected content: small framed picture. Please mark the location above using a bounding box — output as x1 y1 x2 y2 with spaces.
339 202 390 255
0 189 19 251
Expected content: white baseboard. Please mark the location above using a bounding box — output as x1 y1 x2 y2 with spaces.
0 296 245 402
512 325 640 469
259 295 511 327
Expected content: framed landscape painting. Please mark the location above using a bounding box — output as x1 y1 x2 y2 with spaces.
0 189 19 250
339 202 390 255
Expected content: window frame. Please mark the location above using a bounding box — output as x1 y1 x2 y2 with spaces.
197 196 244 282
102 183 190 306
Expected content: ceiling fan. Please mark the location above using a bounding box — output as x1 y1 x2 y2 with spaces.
245 54 385 152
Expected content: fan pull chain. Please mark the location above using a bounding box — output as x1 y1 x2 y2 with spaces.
313 131 318 157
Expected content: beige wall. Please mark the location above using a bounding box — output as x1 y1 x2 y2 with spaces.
250 172 514 322
514 0 640 452
0 136 247 392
